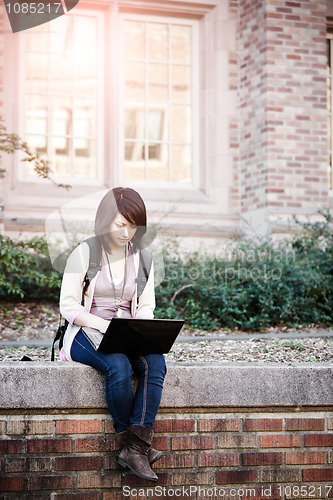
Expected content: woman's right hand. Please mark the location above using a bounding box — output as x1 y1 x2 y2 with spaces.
73 312 110 333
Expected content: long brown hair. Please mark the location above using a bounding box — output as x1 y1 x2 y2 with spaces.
94 187 147 252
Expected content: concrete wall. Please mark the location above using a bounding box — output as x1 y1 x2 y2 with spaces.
0 362 332 498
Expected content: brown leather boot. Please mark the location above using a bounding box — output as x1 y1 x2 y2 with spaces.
116 429 163 465
117 425 158 481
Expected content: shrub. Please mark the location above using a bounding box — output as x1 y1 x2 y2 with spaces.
0 235 61 300
155 210 333 330
1 210 332 331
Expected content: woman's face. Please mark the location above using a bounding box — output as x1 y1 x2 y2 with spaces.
109 212 137 250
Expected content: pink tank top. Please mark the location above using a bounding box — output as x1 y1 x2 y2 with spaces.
90 251 136 320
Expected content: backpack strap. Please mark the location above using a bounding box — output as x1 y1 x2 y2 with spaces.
136 248 153 298
81 236 102 307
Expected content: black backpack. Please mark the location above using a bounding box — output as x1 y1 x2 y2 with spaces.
51 236 153 361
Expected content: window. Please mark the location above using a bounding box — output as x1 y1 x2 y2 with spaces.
121 17 196 185
21 9 197 187
23 11 103 182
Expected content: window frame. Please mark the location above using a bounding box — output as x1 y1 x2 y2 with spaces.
118 13 200 191
18 7 105 186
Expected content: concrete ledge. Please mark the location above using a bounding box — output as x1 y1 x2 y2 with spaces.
1 362 332 409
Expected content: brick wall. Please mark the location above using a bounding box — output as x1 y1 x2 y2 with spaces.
238 0 329 217
0 411 332 498
0 2 5 229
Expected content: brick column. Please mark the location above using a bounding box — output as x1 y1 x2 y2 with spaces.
0 4 4 232
238 0 328 236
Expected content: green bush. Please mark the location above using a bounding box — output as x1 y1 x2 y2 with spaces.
0 210 332 331
0 234 61 300
155 210 333 330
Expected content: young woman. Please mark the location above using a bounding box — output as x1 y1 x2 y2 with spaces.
59 187 166 482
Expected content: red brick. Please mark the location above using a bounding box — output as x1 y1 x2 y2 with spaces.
103 494 125 500
285 418 325 431
56 495 101 500
56 456 102 471
157 453 195 468
260 468 301 483
0 477 25 492
75 437 116 453
286 451 326 465
6 457 53 473
152 436 168 451
77 474 121 489
198 419 240 432
243 419 283 432
7 420 53 435
241 452 283 466
305 434 333 447
27 439 72 454
218 434 257 449
28 476 74 491
303 468 333 482
153 419 195 433
261 434 302 448
124 472 168 487
171 436 214 451
0 439 23 454
216 470 257 485
198 452 239 467
56 420 102 435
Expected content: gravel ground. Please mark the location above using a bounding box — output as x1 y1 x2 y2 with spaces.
0 302 333 363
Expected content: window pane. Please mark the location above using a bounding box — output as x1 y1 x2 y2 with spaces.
172 144 191 182
26 25 49 52
148 144 168 181
171 25 191 63
148 23 168 61
23 135 47 176
51 96 72 137
25 134 47 159
74 99 97 138
124 61 145 100
49 15 72 55
73 139 97 177
49 53 73 94
148 63 168 101
172 105 191 142
50 137 72 176
148 108 167 141
124 108 145 140
124 144 145 180
26 95 48 136
171 65 191 103
124 21 145 60
74 17 98 96
26 53 48 93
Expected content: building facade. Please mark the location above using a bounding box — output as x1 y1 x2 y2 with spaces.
0 0 332 243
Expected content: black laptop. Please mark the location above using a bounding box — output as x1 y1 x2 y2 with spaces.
82 318 184 356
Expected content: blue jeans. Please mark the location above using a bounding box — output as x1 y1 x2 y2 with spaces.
70 330 166 433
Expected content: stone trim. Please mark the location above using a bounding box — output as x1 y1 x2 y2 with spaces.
1 362 332 410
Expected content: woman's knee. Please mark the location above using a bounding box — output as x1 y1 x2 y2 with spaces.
103 353 132 381
136 354 166 378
